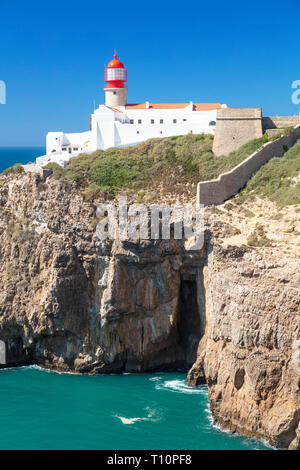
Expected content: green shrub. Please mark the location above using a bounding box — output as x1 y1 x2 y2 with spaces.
242 138 300 206
247 224 271 247
2 163 24 176
224 202 234 211
283 126 294 136
44 162 65 179
81 183 103 201
270 133 282 141
242 208 255 218
44 134 268 199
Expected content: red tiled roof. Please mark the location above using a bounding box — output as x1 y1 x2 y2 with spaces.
126 103 189 110
193 103 222 111
125 103 222 110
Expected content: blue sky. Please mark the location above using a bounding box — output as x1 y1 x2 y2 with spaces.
0 0 300 146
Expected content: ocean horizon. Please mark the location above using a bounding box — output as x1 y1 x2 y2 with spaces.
0 147 45 173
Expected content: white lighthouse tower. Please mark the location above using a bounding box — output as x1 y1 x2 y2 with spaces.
104 53 128 107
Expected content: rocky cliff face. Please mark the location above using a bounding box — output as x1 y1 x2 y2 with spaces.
188 206 300 450
0 171 205 373
0 170 299 449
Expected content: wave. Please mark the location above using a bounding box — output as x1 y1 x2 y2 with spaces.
155 379 208 395
210 419 275 449
0 364 31 373
29 365 85 376
114 407 161 425
0 364 86 376
149 376 161 382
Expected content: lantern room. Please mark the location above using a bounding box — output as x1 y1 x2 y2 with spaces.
104 54 127 89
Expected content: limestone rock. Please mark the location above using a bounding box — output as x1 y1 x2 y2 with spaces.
0 172 205 374
188 244 300 449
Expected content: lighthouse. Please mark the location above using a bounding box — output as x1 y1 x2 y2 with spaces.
104 53 128 107
36 52 227 167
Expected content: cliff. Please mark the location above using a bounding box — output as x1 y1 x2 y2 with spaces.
0 168 299 449
0 171 206 373
188 244 300 449
187 200 300 450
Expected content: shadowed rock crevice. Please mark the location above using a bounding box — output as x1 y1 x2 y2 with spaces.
177 278 201 368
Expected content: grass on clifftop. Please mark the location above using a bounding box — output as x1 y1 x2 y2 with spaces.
238 138 300 207
44 133 268 200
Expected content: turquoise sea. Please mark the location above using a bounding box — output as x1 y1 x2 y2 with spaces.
0 367 271 450
0 148 270 450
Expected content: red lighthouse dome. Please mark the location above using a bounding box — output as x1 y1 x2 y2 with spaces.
104 53 127 89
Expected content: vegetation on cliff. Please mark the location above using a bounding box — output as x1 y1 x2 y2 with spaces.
239 138 300 206
1 163 24 176
42 133 268 201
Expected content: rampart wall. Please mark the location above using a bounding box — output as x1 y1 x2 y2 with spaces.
262 116 299 130
198 125 300 205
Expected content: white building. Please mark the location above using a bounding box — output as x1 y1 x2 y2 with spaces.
36 54 227 167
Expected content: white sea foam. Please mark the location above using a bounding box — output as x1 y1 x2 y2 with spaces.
0 364 85 375
116 416 146 425
211 420 275 449
114 407 160 425
29 364 84 376
156 379 208 394
206 406 275 449
0 364 30 373
149 376 161 382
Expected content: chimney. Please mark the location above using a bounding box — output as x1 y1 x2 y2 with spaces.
145 101 150 109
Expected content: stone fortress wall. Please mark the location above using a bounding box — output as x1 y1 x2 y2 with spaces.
213 108 300 157
198 124 300 206
262 115 300 129
212 108 263 157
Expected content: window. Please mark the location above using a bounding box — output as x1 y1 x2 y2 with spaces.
183 118 187 122
160 119 163 124
113 91 116 95
138 119 142 124
62 147 66 151
160 131 163 134
74 147 79 151
173 119 177 123
130 119 134 124
151 119 154 124
137 131 140 134
209 121 216 126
